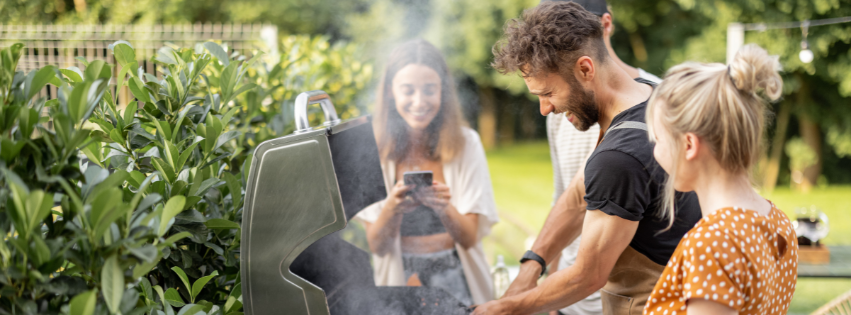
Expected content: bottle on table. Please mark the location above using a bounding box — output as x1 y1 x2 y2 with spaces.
492 255 510 300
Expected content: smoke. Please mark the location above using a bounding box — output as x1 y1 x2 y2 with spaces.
344 0 489 126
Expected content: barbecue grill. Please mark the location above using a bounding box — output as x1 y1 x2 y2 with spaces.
240 90 471 315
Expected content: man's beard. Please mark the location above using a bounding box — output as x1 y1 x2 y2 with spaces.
564 83 599 131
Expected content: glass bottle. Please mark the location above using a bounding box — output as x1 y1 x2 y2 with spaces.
492 255 510 300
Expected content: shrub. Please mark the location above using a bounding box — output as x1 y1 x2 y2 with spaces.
0 35 372 315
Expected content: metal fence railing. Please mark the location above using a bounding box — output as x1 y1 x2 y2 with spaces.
0 23 278 105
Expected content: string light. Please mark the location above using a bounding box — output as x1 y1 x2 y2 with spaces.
732 16 851 64
799 21 813 63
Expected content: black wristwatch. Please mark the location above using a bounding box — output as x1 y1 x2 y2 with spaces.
520 250 547 277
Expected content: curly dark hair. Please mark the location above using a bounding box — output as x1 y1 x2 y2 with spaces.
492 1 607 78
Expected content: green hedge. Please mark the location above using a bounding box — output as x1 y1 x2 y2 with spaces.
0 36 371 315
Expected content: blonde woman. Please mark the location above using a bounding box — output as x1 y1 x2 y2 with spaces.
644 44 798 315
356 39 499 306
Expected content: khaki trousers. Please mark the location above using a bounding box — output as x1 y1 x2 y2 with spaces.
600 246 665 315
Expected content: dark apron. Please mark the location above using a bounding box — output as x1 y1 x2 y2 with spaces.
600 246 665 315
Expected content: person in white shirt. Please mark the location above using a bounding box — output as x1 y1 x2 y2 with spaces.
356 39 500 307
542 1 660 314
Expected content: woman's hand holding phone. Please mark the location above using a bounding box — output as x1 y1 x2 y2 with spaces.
384 181 420 215
414 181 451 214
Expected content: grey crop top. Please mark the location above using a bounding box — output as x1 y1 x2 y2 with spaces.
400 205 447 236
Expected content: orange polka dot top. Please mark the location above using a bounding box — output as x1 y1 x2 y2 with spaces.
644 202 798 315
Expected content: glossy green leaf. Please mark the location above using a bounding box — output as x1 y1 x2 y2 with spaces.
204 219 239 230
223 172 242 210
190 270 219 303
18 107 38 139
27 66 57 100
171 266 192 294
224 284 241 312
159 196 186 236
60 67 84 83
164 287 185 307
93 203 127 241
151 157 176 183
129 77 151 103
116 61 137 90
161 231 192 248
203 42 230 66
0 136 26 163
69 289 97 315
191 178 222 197
176 304 206 315
102 255 124 314
74 56 89 67
176 137 204 171
123 102 138 127
109 41 136 67
132 257 161 280
219 62 239 104
214 130 240 152
109 128 125 145
30 235 51 266
156 47 178 65
88 187 122 228
84 60 111 81
128 244 158 263
25 190 53 237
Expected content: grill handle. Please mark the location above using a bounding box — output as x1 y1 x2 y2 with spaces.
294 90 341 133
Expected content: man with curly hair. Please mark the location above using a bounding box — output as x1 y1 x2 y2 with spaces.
472 2 701 315
540 1 661 315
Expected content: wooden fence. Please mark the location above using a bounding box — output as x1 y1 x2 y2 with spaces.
0 23 278 105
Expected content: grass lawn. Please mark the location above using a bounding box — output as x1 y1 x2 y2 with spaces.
484 140 851 315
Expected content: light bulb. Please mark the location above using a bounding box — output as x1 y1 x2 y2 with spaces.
799 49 814 63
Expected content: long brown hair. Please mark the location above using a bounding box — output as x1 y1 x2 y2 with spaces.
373 39 467 163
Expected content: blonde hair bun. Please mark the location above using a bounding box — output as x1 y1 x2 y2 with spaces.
646 43 783 229
728 44 783 101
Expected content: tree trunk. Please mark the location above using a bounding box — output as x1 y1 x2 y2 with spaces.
761 101 790 194
628 32 648 68
478 86 497 150
498 95 515 145
73 0 87 13
799 116 822 188
520 99 537 139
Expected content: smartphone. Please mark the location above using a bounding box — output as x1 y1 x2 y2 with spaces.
403 171 433 190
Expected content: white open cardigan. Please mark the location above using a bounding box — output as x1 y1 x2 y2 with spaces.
355 127 499 305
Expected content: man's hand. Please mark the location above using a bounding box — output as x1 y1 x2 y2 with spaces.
502 261 542 297
471 300 512 315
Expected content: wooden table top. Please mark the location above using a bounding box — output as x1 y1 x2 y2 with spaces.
798 245 851 278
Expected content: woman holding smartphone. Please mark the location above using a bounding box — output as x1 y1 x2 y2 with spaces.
356 39 499 306
643 44 798 314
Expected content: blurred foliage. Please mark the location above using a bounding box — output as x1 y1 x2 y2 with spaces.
0 0 369 37
344 0 540 96
0 33 370 314
827 127 851 158
235 35 373 149
609 0 851 184
786 137 819 174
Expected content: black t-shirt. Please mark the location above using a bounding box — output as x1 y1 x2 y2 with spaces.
583 84 702 266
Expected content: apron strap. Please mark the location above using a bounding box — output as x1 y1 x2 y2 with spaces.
603 121 647 139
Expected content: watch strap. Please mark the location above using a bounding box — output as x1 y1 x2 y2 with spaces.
519 250 547 277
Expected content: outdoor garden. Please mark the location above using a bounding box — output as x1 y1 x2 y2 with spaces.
1 0 850 314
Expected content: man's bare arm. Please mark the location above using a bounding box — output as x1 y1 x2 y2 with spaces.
475 210 639 314
503 168 587 296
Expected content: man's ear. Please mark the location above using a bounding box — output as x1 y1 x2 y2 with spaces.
601 13 614 37
575 56 595 83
